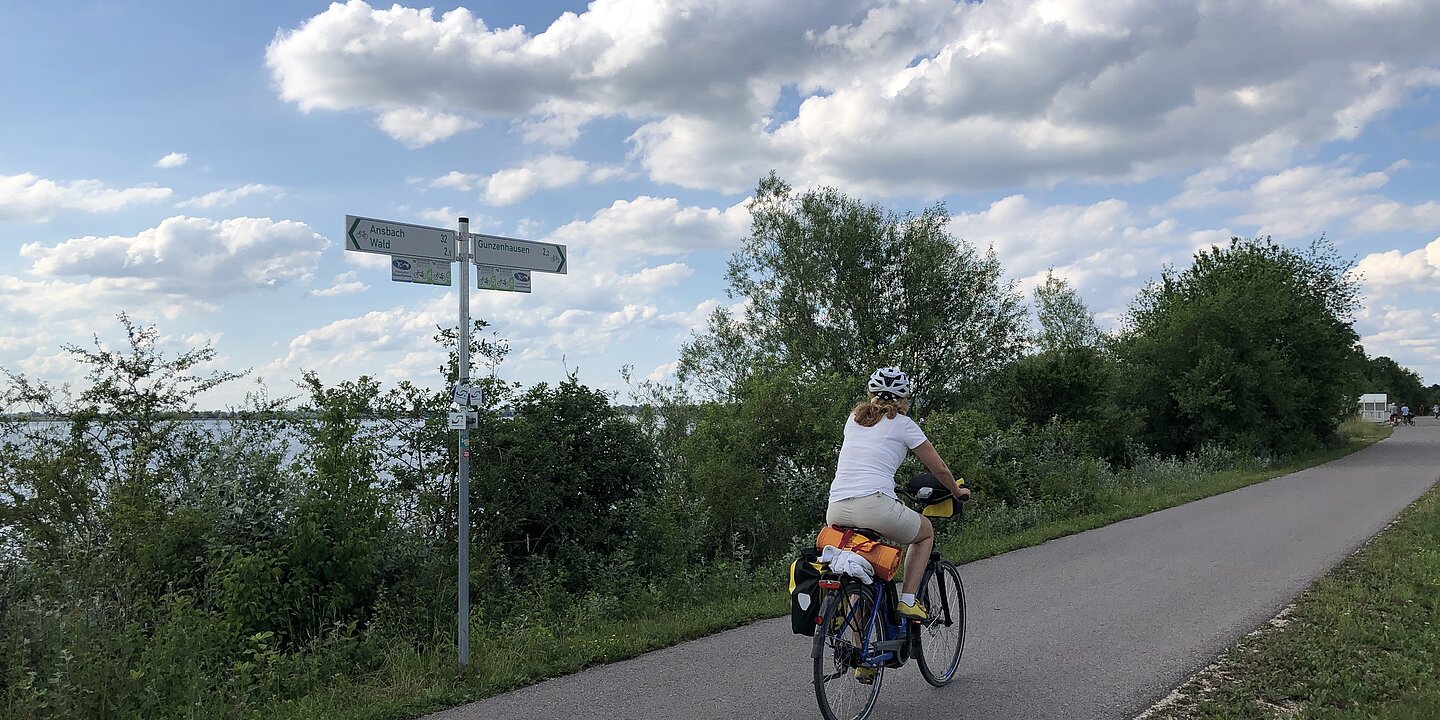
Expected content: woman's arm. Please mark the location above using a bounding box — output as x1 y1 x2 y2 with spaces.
912 440 970 499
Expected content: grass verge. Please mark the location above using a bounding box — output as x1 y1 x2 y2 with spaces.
1141 479 1440 720
269 422 1393 720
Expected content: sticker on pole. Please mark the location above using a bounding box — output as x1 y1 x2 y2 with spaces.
476 266 532 293
391 256 452 286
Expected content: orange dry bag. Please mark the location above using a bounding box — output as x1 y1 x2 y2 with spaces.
814 525 902 581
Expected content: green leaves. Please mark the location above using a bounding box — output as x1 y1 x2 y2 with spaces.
1033 272 1102 352
685 172 1027 407
1117 237 1363 456
470 377 662 589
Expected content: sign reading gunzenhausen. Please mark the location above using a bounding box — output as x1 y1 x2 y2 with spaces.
470 233 566 274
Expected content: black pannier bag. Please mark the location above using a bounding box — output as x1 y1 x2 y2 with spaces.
789 547 824 635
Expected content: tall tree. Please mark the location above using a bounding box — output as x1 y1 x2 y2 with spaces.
1033 271 1101 352
1117 237 1363 456
995 272 1129 460
680 173 1027 407
1359 355 1426 408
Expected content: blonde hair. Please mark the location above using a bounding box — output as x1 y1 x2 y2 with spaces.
852 394 911 427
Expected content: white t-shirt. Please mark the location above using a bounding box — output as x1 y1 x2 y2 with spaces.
829 413 928 503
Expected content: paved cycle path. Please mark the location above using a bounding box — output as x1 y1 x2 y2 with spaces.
425 422 1440 720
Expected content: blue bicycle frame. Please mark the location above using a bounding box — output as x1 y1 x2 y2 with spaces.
845 555 951 668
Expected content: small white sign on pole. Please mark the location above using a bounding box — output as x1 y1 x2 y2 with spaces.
391 256 452 286
451 384 484 407
476 266 533 293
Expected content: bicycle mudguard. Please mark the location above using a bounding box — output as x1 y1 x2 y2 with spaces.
810 594 834 660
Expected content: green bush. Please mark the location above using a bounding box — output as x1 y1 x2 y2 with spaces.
1117 237 1362 457
471 376 662 590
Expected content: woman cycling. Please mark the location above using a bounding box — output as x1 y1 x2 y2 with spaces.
826 367 969 620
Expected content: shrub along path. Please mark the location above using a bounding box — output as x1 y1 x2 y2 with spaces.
425 423 1440 720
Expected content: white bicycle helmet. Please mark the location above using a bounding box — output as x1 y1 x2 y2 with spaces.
867 366 911 399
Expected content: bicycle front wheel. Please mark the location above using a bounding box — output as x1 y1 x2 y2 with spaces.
813 582 883 720
915 560 966 686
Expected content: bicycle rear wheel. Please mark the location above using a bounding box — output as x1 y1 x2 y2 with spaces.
813 582 883 720
915 560 966 686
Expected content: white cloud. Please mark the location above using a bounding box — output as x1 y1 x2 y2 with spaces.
1355 304 1440 384
175 183 282 209
376 108 478 147
263 300 453 382
266 0 839 130
949 194 1190 317
644 360 680 383
0 173 172 221
0 271 233 394
20 215 328 297
487 197 750 357
414 206 460 226
1351 199 1440 234
429 171 480 191
342 251 392 270
0 300 238 398
310 271 369 297
1355 237 1440 296
268 0 1440 191
546 195 750 265
155 152 189 169
1171 161 1440 237
484 155 610 205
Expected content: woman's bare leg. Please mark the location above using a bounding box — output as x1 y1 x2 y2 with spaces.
901 516 934 597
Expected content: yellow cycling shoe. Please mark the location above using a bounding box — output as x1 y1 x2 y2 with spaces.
854 667 877 684
897 600 928 621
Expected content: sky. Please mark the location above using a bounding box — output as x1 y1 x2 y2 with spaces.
3 0 1440 409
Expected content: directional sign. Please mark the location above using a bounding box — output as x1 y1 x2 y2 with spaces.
471 233 567 274
391 256 452 286
476 265 532 293
346 215 456 262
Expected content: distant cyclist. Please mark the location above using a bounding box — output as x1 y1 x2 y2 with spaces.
1401 405 1414 426
826 367 969 621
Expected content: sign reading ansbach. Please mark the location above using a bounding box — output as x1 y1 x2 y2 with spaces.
346 215 456 262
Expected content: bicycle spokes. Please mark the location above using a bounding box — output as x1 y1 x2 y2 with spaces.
813 585 884 720
915 562 966 687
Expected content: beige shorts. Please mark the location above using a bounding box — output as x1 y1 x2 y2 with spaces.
826 492 923 544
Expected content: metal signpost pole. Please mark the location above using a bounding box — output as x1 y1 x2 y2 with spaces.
343 211 564 669
457 217 471 667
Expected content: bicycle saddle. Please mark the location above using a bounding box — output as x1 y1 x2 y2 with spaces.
829 525 890 542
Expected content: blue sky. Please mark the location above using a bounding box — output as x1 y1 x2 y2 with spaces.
3 0 1439 408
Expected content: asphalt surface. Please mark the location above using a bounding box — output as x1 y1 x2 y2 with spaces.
425 420 1440 720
